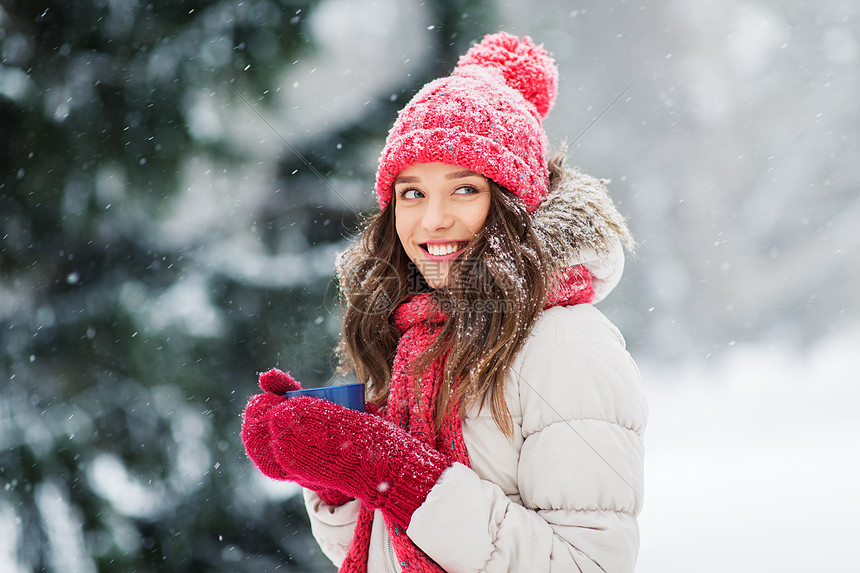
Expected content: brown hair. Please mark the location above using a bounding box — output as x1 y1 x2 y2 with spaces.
336 152 567 437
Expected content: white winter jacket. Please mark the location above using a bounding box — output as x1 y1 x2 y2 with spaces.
313 166 648 572
304 303 647 572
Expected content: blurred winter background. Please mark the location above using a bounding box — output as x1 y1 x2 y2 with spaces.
1 0 857 571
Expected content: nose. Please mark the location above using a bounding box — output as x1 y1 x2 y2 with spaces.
421 196 454 232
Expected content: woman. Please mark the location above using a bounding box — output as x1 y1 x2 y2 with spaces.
242 32 647 572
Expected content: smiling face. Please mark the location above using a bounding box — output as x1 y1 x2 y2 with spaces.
393 162 492 289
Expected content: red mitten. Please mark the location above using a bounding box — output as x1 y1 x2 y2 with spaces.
242 392 293 480
264 396 451 527
242 369 353 506
258 368 301 394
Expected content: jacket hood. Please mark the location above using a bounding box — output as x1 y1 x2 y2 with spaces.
534 165 635 303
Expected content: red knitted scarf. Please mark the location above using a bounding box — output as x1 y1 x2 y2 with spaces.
339 266 594 572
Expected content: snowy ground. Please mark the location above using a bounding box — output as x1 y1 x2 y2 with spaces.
636 325 860 572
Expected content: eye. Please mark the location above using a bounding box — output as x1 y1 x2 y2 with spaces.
399 188 424 200
453 185 479 195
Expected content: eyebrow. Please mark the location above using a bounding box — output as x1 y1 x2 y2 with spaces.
445 169 482 180
393 175 420 184
393 169 483 185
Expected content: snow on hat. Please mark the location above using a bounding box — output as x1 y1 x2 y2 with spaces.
375 31 558 213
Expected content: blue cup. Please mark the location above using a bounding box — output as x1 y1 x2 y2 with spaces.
285 382 366 412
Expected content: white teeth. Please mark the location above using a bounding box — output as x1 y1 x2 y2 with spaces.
427 243 462 256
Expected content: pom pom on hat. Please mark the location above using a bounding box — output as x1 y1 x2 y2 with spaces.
455 32 558 119
375 31 559 213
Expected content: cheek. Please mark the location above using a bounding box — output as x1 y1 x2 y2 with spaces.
467 197 492 233
393 208 412 248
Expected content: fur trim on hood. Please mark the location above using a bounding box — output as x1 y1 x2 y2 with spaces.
536 165 635 303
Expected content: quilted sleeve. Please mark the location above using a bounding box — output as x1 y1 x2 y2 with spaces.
302 488 362 567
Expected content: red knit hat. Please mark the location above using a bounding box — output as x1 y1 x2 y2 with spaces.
375 32 559 213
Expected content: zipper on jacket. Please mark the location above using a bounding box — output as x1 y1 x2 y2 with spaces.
385 528 400 573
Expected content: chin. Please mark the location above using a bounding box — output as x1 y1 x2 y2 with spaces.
416 265 449 290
